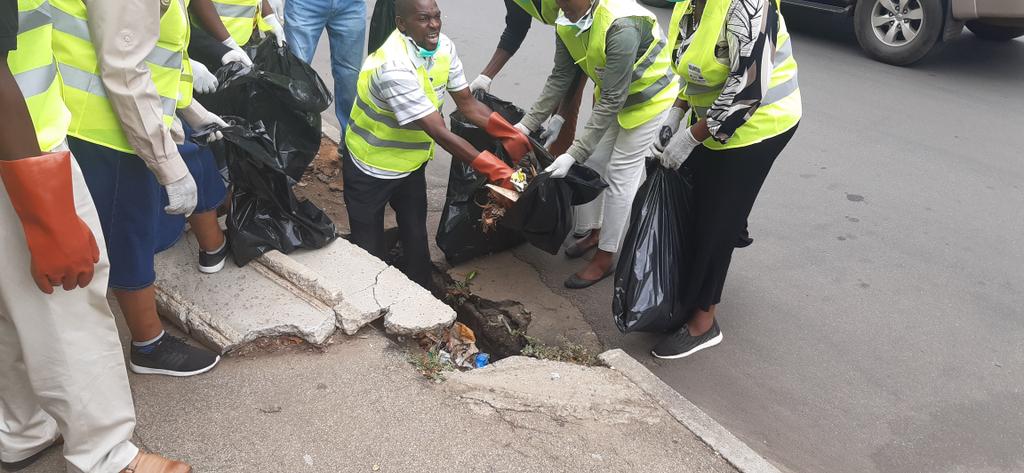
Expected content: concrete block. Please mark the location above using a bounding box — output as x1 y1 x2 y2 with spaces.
155 234 337 353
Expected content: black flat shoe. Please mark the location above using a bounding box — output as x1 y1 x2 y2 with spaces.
564 268 614 289
564 241 597 259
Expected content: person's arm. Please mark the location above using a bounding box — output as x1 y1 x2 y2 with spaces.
188 22 232 70
520 37 578 132
85 0 188 185
190 0 231 42
0 53 42 161
700 0 777 144
480 0 533 79
563 18 643 163
414 111 484 166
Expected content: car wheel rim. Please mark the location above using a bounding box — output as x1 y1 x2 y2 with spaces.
870 0 925 47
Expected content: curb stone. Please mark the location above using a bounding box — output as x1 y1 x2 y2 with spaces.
599 349 782 473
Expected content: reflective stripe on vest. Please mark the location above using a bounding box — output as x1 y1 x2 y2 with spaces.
51 0 187 153
212 0 260 46
672 0 801 150
512 0 560 25
344 31 452 173
556 0 678 129
11 0 71 151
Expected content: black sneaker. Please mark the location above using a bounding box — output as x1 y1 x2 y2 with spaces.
652 321 723 360
198 240 229 274
130 335 220 377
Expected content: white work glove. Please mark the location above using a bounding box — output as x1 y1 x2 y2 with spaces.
658 127 701 170
650 106 688 155
263 14 285 47
164 172 198 216
469 74 492 93
178 101 228 143
265 0 284 22
544 153 575 179
513 122 531 136
221 37 253 67
190 59 218 95
539 114 565 149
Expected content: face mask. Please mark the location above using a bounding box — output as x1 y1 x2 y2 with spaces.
404 34 439 59
555 10 594 35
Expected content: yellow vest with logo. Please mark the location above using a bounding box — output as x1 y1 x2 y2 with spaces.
512 0 560 26
51 0 188 153
210 0 267 46
345 31 452 173
556 0 678 130
672 0 801 150
10 0 71 151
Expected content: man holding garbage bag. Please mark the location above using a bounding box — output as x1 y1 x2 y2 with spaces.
343 0 532 288
515 0 678 289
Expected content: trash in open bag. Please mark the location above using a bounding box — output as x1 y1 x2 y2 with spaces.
501 143 608 255
612 163 694 334
211 119 337 266
201 38 330 182
436 91 530 264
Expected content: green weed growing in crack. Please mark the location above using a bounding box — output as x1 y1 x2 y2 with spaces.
519 335 599 366
444 270 477 306
408 348 454 382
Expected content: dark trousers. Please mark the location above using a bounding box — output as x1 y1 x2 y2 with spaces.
342 151 432 288
679 125 798 313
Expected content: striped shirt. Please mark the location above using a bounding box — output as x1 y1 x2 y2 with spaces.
352 33 468 179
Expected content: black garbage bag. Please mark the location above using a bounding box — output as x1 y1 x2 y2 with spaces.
367 0 396 54
612 164 694 334
202 38 330 182
436 91 530 264
212 119 337 266
501 146 608 255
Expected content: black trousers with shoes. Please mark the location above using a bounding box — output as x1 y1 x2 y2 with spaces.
342 150 432 288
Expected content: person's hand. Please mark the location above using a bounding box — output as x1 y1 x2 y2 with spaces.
263 14 285 47
180 104 228 143
221 37 253 67
164 172 198 216
469 151 515 189
190 59 218 95
0 151 100 293
470 74 492 94
650 107 687 156
539 114 565 149
544 153 575 179
485 112 531 164
658 127 701 170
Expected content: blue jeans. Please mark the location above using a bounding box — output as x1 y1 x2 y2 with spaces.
285 0 367 136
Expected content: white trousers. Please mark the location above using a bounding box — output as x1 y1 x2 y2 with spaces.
0 151 138 473
574 108 667 253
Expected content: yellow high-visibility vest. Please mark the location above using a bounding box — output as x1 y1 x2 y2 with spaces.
51 0 189 153
671 0 801 150
210 0 267 46
345 31 452 173
9 0 71 151
512 0 560 25
556 0 679 129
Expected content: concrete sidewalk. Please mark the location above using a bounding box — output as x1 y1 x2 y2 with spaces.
19 328 739 473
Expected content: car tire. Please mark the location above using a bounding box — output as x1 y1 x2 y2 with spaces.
853 0 945 65
640 0 673 8
965 21 1024 41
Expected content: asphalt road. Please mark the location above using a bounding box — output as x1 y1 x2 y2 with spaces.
313 3 1024 472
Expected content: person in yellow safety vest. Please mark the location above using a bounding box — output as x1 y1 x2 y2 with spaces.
343 0 532 289
515 0 679 290
50 0 223 377
190 0 284 66
649 0 801 360
0 1 192 472
471 0 588 160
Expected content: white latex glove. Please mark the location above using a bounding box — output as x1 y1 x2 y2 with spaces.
539 114 565 148
263 14 285 47
221 37 253 67
513 122 531 136
164 172 198 216
650 107 688 155
265 0 284 22
178 100 228 143
659 127 701 170
544 153 575 179
469 74 492 93
190 59 218 94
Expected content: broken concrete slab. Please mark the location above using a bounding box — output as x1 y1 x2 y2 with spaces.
154 233 336 353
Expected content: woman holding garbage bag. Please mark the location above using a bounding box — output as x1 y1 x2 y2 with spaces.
515 0 678 289
647 0 801 359
343 0 532 289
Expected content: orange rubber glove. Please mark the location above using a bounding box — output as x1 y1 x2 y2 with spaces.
0 151 100 293
485 112 532 164
469 151 515 190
